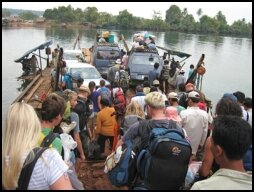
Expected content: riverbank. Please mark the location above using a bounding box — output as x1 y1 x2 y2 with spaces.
4 20 97 29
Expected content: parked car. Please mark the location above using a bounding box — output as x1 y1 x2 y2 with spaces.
92 42 121 79
127 48 163 86
66 61 110 88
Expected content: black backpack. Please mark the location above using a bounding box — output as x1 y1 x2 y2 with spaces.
73 97 93 130
136 120 192 190
16 147 48 190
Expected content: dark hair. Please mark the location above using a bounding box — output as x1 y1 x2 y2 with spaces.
100 97 110 106
154 62 159 69
188 97 200 103
243 97 252 108
88 81 96 90
169 98 178 103
136 85 143 92
100 79 105 87
143 81 150 87
212 115 252 160
215 98 242 117
233 91 245 104
150 86 158 92
41 93 66 122
190 64 194 69
78 77 84 83
178 83 186 92
113 81 120 88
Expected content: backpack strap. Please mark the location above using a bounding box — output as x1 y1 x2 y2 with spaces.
40 131 58 147
138 120 152 149
246 111 249 122
40 132 65 160
168 119 185 136
17 147 48 190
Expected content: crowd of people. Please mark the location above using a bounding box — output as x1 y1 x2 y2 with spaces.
2 53 252 189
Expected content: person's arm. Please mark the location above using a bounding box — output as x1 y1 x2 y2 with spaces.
122 121 140 142
73 133 86 161
199 137 214 178
200 116 208 146
50 173 73 190
96 111 102 135
98 95 102 111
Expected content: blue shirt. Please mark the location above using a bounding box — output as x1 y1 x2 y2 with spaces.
148 69 160 86
63 74 72 90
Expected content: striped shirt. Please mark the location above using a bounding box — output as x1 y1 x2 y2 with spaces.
27 148 69 189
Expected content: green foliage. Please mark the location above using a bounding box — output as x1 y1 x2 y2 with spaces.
5 5 250 38
180 14 196 32
199 15 219 33
2 8 43 17
83 7 99 23
2 9 11 17
19 11 38 20
214 11 228 34
165 5 182 30
230 19 252 36
196 8 203 19
117 9 133 29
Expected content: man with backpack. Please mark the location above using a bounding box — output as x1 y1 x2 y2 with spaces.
72 85 93 169
115 65 129 93
116 92 192 189
39 93 66 155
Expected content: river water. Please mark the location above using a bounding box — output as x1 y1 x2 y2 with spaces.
2 27 252 126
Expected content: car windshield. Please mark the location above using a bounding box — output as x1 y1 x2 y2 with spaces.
131 54 160 65
96 50 120 60
70 67 101 79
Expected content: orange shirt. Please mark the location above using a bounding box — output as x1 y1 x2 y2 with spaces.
96 107 116 136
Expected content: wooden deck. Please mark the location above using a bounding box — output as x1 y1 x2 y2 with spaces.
13 66 54 109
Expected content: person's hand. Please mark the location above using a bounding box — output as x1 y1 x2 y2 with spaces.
80 154 86 161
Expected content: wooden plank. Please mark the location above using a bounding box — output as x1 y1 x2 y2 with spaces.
12 74 41 103
121 34 129 52
185 54 205 85
24 78 44 102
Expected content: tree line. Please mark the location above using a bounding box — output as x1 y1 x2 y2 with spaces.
2 5 252 37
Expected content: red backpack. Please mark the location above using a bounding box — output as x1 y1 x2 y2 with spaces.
113 88 126 116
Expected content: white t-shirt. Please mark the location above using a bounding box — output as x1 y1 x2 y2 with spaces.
27 148 69 190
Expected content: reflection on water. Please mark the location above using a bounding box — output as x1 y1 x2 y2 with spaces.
197 34 224 48
16 79 32 92
164 31 180 45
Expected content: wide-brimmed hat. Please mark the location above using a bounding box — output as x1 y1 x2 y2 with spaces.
188 91 200 99
165 106 181 122
78 85 90 95
168 92 178 99
152 80 160 86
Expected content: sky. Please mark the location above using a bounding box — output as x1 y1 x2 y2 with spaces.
2 2 252 25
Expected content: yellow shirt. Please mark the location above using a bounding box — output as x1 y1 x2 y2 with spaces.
96 107 116 136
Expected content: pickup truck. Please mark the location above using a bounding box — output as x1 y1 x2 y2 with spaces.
127 48 163 86
91 42 121 79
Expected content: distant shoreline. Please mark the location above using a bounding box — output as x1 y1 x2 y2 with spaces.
3 21 96 29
